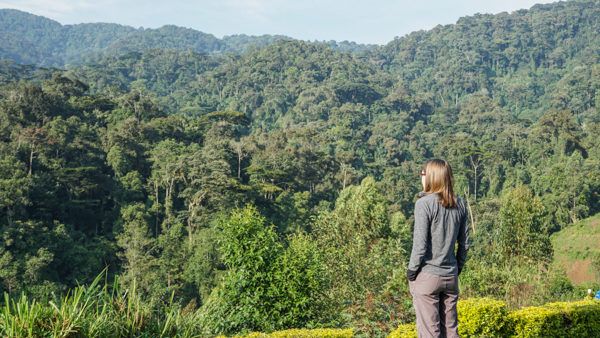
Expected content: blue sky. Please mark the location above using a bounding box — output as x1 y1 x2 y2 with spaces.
0 0 557 44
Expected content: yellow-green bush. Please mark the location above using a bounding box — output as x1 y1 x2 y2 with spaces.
229 328 353 337
457 297 510 337
544 300 600 337
387 298 600 338
508 306 563 337
387 297 509 338
387 323 417 338
509 300 600 337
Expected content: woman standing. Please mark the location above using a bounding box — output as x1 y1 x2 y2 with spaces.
407 159 471 338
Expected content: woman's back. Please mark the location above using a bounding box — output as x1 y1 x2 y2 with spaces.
407 159 470 338
408 192 469 277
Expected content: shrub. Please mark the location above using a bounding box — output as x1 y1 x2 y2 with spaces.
457 297 511 337
222 328 354 337
387 323 417 338
388 298 600 337
197 205 284 335
387 297 509 338
508 305 565 337
198 206 340 336
509 299 600 337
545 300 600 337
270 233 338 329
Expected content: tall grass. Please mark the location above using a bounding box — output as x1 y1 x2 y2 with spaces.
1 292 52 337
0 269 204 337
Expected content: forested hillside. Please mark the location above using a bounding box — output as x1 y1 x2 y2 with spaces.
0 0 599 337
0 9 372 67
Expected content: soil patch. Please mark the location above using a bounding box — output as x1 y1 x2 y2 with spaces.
565 259 595 284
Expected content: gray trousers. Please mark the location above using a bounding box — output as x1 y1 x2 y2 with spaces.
409 271 459 338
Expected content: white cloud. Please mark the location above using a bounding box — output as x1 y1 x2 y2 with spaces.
218 0 289 22
225 0 269 21
0 0 114 21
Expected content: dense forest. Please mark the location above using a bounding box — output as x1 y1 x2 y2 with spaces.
1 0 599 337
0 9 373 67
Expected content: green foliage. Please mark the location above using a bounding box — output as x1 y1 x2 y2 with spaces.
115 203 159 300
0 154 30 223
0 1 599 335
228 328 354 337
0 270 209 337
182 227 222 304
459 259 580 309
509 300 600 338
270 233 337 328
217 205 282 273
199 205 337 336
313 176 390 301
456 298 511 337
313 176 409 336
497 185 552 265
0 219 110 299
388 298 600 338
387 324 417 338
0 293 53 337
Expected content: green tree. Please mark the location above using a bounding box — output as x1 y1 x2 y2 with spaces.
197 205 283 335
198 205 336 335
497 185 552 265
312 176 407 336
115 203 159 300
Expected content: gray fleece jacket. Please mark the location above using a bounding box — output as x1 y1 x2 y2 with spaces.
408 192 471 276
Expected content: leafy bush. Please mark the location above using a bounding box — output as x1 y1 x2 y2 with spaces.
223 328 354 337
459 259 583 308
508 305 565 337
197 205 284 335
457 297 511 337
387 298 600 338
198 205 339 336
270 233 338 329
509 300 600 337
387 323 417 338
387 297 509 338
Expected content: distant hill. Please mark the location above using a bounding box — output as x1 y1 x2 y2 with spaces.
0 9 133 66
377 0 600 118
551 213 600 285
2 1 597 125
0 9 373 67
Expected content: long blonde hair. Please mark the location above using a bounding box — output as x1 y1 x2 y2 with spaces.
422 159 457 208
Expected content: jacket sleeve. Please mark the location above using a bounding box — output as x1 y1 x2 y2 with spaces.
408 199 430 272
456 199 471 273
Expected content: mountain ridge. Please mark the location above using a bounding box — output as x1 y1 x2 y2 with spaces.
0 8 375 67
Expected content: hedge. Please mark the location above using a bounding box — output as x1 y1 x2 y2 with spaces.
509 300 600 337
223 328 354 337
457 297 510 337
387 324 417 338
387 298 600 338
